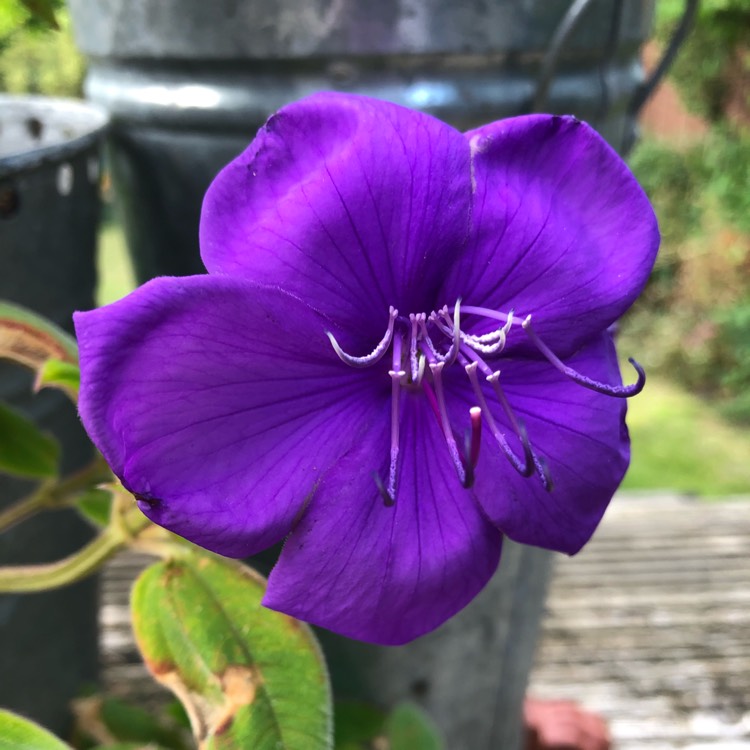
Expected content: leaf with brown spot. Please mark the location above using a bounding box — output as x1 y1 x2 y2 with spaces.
131 552 332 750
0 302 78 402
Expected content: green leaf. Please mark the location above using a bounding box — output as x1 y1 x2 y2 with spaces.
18 0 59 29
0 401 59 478
334 700 386 749
385 703 444 750
0 301 77 372
36 358 80 401
131 552 332 750
98 697 188 750
0 708 73 750
74 487 113 528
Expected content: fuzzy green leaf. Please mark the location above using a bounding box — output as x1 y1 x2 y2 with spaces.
334 701 386 749
0 708 72 750
386 703 444 750
0 301 77 372
73 487 113 528
36 358 80 401
131 552 332 750
0 401 59 478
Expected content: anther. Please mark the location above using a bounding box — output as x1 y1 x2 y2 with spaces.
426 302 461 365
327 306 398 368
534 454 554 493
522 316 646 397
458 311 514 356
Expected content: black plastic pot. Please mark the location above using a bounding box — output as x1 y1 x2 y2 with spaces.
0 95 108 734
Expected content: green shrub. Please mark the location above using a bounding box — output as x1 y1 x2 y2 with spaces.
0 7 84 98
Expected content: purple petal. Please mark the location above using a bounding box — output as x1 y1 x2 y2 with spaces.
450 333 628 555
74 276 384 557
263 393 503 645
200 92 472 341
442 115 659 356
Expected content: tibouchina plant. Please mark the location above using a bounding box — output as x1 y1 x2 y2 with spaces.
75 93 659 645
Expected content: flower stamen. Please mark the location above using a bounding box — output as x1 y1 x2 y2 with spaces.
408 313 421 381
378 331 405 506
487 370 552 491
464 361 535 479
522 315 646 397
326 306 398 368
428 361 467 487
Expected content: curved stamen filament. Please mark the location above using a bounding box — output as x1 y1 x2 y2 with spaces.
460 305 517 326
327 306 398 368
429 362 467 487
487 370 552 491
417 315 439 361
425 302 461 365
522 316 646 397
440 307 513 357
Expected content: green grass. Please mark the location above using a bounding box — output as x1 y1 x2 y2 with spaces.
96 218 136 306
97 220 750 497
623 374 750 496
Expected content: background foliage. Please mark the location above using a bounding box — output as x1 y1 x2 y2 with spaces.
0 3 83 96
621 0 750 427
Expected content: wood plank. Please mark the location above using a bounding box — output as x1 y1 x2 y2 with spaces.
528 492 750 749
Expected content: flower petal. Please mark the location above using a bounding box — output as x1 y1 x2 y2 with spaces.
443 115 659 356
74 276 383 557
450 333 628 555
200 92 473 341
263 393 503 645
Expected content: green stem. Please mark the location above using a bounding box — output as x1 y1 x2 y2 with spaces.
0 454 112 534
0 504 150 593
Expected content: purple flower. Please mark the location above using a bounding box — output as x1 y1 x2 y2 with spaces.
75 93 658 645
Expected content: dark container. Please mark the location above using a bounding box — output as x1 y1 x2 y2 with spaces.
69 0 657 282
0 95 108 734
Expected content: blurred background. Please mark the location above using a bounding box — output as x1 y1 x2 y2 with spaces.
2 2 749 749
2 0 749 497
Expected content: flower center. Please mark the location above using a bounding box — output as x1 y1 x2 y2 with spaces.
326 301 645 506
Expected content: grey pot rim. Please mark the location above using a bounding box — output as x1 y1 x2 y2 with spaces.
0 95 109 179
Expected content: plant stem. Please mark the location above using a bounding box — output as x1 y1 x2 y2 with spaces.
0 454 113 534
0 503 150 593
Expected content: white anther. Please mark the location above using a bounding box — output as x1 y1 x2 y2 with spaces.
327 306 398 368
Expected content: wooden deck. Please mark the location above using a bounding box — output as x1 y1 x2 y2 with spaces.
100 492 750 749
528 493 750 750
